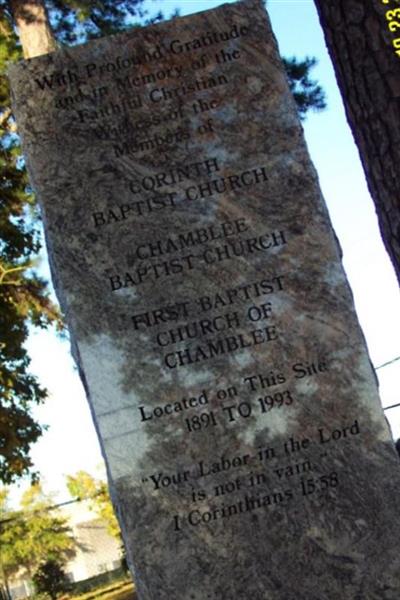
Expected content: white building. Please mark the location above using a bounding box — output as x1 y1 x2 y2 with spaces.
8 499 123 599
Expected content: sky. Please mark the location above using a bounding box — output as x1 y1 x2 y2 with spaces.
15 0 400 503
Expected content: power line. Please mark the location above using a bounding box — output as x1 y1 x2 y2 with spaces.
377 356 400 411
1 357 399 525
383 402 400 412
0 494 101 526
375 356 400 371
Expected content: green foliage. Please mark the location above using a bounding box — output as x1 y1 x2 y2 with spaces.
283 56 327 120
0 0 154 485
0 2 63 485
46 0 162 44
0 484 75 582
33 560 71 600
66 471 120 539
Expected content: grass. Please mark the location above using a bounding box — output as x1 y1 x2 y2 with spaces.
70 579 136 600
105 583 136 600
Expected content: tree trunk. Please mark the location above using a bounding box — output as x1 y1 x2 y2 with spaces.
10 0 56 58
314 0 400 286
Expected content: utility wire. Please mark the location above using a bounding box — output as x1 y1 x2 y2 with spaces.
375 356 400 370
1 358 399 523
383 402 400 412
0 494 101 526
375 356 400 411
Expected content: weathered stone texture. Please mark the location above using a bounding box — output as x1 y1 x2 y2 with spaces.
9 1 400 598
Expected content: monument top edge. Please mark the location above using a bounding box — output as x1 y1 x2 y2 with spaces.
7 0 265 75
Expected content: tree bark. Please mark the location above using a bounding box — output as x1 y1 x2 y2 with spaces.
10 0 56 58
314 0 400 286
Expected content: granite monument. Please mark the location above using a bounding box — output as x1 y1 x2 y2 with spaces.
9 1 400 598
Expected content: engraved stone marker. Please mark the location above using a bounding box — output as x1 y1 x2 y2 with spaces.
9 1 400 598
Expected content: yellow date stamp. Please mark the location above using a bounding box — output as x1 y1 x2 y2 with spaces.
381 0 400 56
